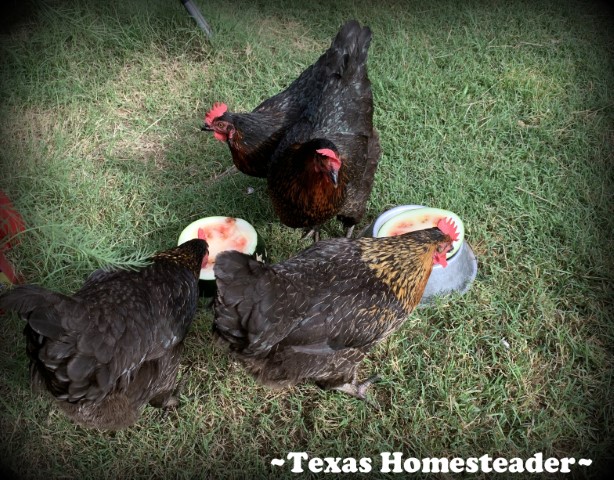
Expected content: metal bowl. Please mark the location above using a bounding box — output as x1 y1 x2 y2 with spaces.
364 205 478 305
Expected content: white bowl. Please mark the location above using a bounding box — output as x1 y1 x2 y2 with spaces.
178 216 267 296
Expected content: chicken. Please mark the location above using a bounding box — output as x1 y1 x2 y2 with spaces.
202 20 370 178
212 218 459 400
266 21 380 241
0 239 208 430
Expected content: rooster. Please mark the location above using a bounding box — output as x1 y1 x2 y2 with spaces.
202 20 372 178
0 239 208 430
213 218 459 400
266 21 379 241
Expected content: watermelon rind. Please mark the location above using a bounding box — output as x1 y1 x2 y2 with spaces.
178 217 267 286
376 207 465 258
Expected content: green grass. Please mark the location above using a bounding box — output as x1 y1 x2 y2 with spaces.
1 0 612 478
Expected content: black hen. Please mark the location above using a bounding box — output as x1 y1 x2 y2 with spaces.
0 239 208 430
267 21 380 240
213 219 459 400
202 20 371 178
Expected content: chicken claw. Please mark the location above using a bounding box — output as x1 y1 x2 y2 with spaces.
301 228 320 243
149 391 179 409
151 372 188 422
333 374 381 406
154 395 180 423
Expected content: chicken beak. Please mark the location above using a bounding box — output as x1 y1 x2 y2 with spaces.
201 124 213 131
329 169 339 187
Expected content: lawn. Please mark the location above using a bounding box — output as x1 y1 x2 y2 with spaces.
0 0 612 478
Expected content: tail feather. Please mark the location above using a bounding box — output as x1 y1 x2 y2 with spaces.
0 285 72 339
213 251 267 346
328 21 372 78
214 251 264 290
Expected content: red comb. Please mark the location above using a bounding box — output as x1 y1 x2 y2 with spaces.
316 148 339 160
437 217 459 241
205 102 227 126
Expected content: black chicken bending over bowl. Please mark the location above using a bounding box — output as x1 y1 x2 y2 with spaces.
213 219 458 401
0 239 208 430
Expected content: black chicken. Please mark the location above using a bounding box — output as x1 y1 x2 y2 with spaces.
266 21 380 240
0 239 208 430
213 218 459 400
202 20 371 178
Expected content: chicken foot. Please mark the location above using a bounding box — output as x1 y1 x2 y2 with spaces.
149 390 180 410
150 366 191 416
301 228 321 243
152 377 188 422
332 374 381 404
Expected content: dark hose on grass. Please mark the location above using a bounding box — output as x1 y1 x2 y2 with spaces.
180 0 213 39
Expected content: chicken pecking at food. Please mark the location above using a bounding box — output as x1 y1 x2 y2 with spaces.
266 20 380 241
0 239 208 430
202 20 374 179
212 218 459 400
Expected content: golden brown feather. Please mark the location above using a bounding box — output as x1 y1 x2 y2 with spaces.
213 227 453 400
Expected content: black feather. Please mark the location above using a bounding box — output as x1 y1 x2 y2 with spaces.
0 239 207 430
267 21 380 233
213 229 452 393
206 21 376 179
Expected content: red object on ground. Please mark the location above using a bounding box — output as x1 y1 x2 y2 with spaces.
1 190 25 249
0 191 25 298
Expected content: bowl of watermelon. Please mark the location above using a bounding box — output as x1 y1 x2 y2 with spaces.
367 205 477 305
178 216 267 297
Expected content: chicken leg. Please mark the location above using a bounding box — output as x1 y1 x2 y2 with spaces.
301 227 321 243
332 374 381 403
